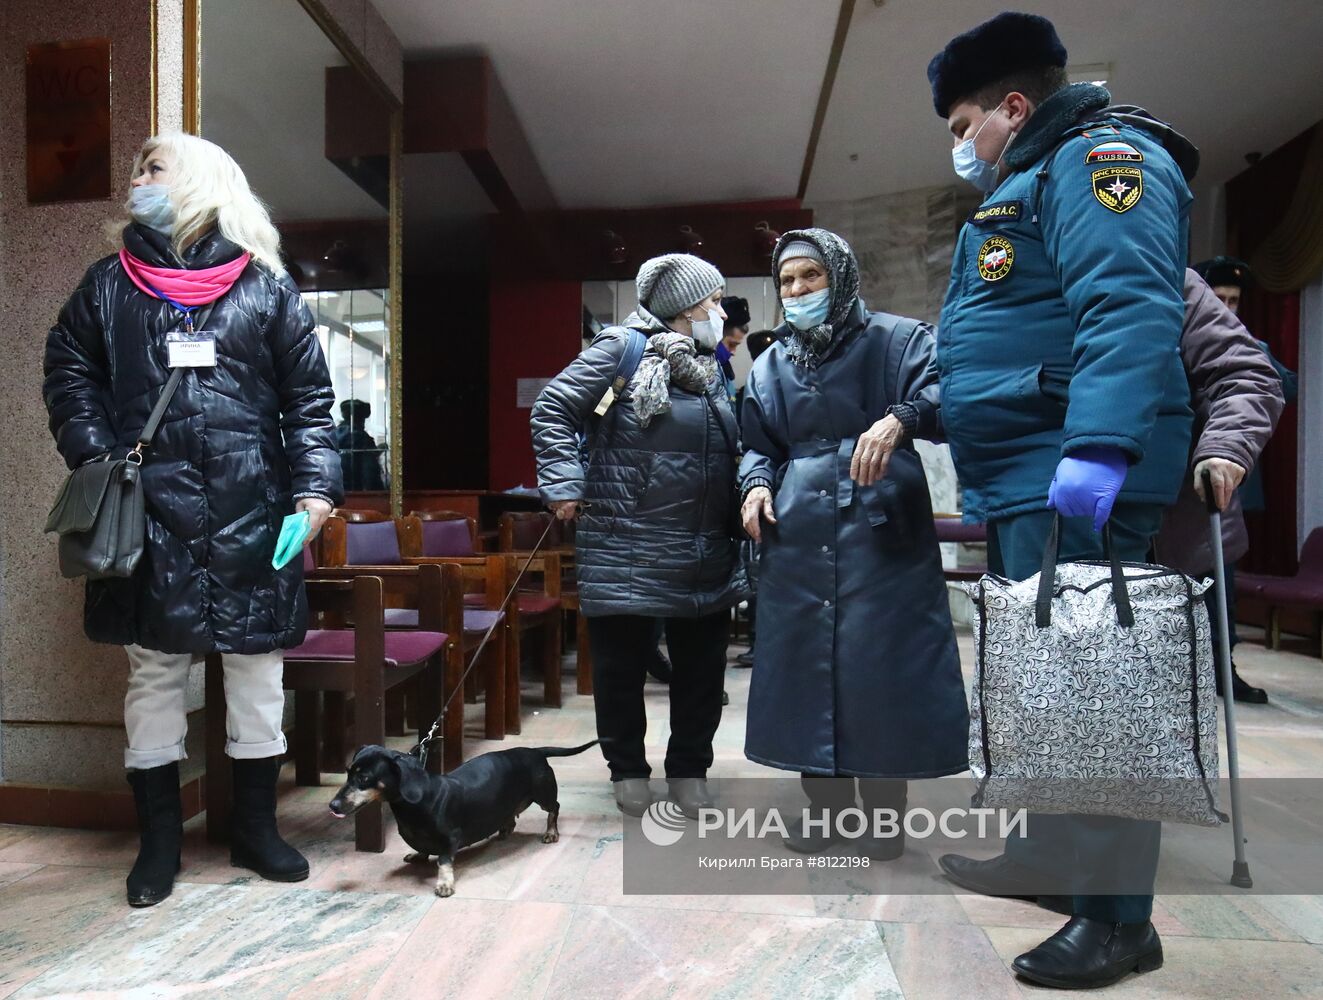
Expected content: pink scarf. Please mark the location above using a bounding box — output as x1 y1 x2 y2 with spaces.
118 248 251 307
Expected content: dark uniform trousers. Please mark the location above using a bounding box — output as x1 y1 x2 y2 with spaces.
987 503 1165 925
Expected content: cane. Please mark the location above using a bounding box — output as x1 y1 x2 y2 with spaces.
1203 469 1253 888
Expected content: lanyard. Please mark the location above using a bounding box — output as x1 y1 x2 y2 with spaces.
143 282 201 333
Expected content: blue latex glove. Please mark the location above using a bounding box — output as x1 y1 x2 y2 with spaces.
1047 446 1129 532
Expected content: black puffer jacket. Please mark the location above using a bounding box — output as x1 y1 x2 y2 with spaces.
43 225 342 654
531 311 746 618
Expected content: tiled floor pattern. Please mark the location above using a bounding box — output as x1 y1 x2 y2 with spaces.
0 626 1320 998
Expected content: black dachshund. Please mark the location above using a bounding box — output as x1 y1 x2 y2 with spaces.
330 741 598 896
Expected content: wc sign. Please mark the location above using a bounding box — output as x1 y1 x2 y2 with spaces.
25 38 113 204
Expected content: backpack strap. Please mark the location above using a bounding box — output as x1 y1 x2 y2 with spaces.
593 328 649 416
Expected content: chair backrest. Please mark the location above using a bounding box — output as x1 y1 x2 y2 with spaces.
410 512 477 556
499 511 557 551
335 507 391 524
302 545 316 573
334 517 402 566
1298 527 1323 578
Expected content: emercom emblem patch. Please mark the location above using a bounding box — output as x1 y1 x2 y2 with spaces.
977 236 1014 281
1092 167 1144 213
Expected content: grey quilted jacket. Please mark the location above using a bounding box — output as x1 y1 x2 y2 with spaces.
531 310 747 618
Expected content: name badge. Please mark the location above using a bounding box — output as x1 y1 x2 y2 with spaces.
167 329 216 368
969 200 1023 226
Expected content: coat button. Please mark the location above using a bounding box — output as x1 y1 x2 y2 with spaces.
823 599 831 608
819 489 828 497
822 545 829 553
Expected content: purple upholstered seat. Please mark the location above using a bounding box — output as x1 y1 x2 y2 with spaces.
303 545 316 573
422 519 474 557
933 519 987 544
384 608 506 635
287 628 447 667
346 521 402 565
517 595 560 616
1237 528 1323 610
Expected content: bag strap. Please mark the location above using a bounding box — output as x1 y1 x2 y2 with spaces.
593 328 649 416
129 368 185 462
1034 513 1134 629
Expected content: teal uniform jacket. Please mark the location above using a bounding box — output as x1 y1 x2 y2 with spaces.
937 85 1195 523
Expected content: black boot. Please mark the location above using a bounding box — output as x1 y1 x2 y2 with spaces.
230 757 309 882
126 762 183 907
784 774 854 853
1012 916 1163 989
857 779 906 861
1215 661 1268 703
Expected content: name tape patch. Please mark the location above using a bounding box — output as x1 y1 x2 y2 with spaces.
970 200 1023 225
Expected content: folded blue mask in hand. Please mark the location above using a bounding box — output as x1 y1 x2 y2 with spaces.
271 511 311 570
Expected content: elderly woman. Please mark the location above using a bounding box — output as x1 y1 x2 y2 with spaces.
739 228 968 858
44 134 341 906
532 254 746 818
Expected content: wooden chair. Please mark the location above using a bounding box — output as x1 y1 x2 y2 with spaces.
412 509 484 551
205 566 455 853
319 515 503 750
499 512 587 695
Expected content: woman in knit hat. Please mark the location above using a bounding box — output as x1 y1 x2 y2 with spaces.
531 253 747 818
738 228 968 859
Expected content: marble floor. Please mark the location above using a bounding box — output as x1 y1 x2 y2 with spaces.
1 624 1321 999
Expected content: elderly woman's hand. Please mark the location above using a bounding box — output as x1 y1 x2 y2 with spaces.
1193 457 1247 512
741 486 777 543
850 414 905 487
296 497 333 541
549 500 581 522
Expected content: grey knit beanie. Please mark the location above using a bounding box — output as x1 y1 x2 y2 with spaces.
635 253 724 320
776 240 825 268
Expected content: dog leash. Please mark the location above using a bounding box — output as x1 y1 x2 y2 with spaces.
410 513 564 769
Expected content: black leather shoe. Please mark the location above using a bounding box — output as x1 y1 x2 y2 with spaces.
1012 917 1162 989
1216 662 1268 704
937 853 1048 900
732 649 755 668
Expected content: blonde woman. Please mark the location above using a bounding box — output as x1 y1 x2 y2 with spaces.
43 133 342 906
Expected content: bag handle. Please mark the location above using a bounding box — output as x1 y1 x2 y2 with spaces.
1034 513 1134 629
128 368 185 464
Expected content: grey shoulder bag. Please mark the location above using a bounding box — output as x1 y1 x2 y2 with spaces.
44 367 185 580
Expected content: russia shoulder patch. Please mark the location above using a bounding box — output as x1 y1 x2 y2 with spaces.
1092 167 1144 213
1085 140 1144 164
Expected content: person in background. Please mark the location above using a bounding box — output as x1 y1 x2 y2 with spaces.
336 398 387 492
1153 270 1283 702
43 133 341 907
1192 257 1298 690
927 12 1194 988
532 254 746 819
716 295 750 402
739 228 969 861
732 328 777 669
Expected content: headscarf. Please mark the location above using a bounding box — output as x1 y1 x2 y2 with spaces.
773 227 860 369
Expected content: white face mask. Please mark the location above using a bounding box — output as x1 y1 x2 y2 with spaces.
688 307 724 350
952 102 1017 193
129 183 176 234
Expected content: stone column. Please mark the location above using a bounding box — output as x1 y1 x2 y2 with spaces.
0 0 186 793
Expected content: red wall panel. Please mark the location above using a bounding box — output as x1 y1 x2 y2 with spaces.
487 275 581 490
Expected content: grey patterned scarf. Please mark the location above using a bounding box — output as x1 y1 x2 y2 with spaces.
632 330 717 427
774 227 861 369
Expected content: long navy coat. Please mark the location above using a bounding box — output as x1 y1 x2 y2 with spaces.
739 301 969 779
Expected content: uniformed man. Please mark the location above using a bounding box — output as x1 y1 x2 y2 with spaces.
927 12 1195 989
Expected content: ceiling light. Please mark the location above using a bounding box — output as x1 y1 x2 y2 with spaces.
1067 63 1111 87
